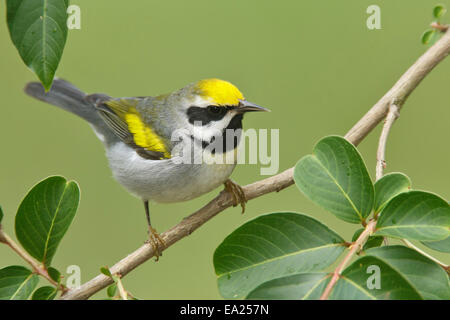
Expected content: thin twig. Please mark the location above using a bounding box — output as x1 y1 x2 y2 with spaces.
373 100 400 239
61 28 450 300
402 239 450 274
376 101 400 181
114 275 128 300
431 22 449 32
0 228 62 289
320 220 377 300
375 100 448 269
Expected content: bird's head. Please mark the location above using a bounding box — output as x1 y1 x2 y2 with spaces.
172 78 269 144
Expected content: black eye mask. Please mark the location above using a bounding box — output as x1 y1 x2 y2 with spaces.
187 105 233 125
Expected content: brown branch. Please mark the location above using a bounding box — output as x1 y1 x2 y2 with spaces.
0 227 62 289
61 28 450 300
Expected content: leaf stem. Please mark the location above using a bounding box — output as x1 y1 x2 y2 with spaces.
402 239 450 274
319 220 377 300
0 227 63 290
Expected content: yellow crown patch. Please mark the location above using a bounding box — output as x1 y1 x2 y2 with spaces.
195 79 244 106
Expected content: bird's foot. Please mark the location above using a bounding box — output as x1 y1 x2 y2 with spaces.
145 226 166 261
223 179 247 214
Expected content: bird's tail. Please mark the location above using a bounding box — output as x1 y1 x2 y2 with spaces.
24 79 118 144
24 79 103 125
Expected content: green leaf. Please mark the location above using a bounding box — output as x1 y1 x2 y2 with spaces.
100 267 112 278
352 228 364 242
376 191 450 241
330 255 422 299
374 173 411 213
107 284 117 297
421 30 435 44
249 246 450 300
352 228 384 251
422 29 441 46
246 273 329 300
0 266 39 300
0 205 3 223
421 236 450 253
433 4 447 18
31 286 57 300
294 136 374 224
6 0 69 90
363 236 384 250
15 176 80 266
365 246 450 300
214 212 346 299
47 267 61 283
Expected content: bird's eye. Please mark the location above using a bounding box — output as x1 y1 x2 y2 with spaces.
207 106 224 114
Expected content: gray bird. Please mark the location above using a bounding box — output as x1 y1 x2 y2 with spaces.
25 78 268 258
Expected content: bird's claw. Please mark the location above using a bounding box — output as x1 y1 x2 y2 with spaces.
223 179 247 214
145 226 166 261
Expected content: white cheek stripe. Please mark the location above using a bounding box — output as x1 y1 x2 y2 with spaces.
189 112 236 142
181 95 239 143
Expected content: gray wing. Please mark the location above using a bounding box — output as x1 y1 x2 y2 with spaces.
88 95 167 160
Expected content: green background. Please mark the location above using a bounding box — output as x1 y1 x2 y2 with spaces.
0 0 449 299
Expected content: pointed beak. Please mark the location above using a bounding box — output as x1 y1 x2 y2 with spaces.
237 99 271 113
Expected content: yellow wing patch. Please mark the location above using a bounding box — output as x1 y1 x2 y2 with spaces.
195 79 244 106
124 109 171 159
103 100 170 159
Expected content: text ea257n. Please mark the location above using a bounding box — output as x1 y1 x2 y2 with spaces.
179 304 269 317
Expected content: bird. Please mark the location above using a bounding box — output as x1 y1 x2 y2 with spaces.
24 78 269 259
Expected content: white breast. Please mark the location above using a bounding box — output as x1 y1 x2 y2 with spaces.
105 142 236 203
